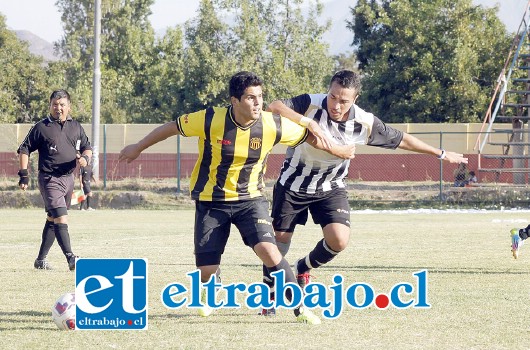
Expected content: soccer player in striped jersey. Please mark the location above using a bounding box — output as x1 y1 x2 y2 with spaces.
260 70 468 315
119 71 355 324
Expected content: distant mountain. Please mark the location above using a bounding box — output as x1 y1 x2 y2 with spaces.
15 30 60 62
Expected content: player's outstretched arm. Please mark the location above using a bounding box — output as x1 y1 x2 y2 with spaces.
267 100 332 150
119 121 180 163
398 133 468 164
306 134 356 159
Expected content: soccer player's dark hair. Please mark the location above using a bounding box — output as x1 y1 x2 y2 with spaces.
229 71 263 100
330 70 362 92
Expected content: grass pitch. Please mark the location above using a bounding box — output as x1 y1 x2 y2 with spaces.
1 208 529 349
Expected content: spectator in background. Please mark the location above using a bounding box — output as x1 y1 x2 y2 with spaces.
467 171 478 185
79 163 96 210
453 163 469 187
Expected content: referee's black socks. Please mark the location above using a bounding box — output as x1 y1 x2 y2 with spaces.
54 223 74 256
37 221 56 260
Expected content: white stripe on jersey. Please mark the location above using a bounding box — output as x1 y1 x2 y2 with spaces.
279 94 375 194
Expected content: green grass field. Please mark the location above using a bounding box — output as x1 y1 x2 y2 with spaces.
1 208 529 349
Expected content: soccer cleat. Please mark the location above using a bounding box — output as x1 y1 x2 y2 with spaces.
260 297 276 316
67 255 78 271
198 288 213 317
294 258 312 289
260 307 276 316
511 228 523 259
34 259 53 270
296 307 321 325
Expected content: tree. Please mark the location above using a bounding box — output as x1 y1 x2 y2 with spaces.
349 0 511 123
181 0 236 111
260 0 334 101
141 27 186 122
0 14 49 123
216 0 334 102
55 0 160 123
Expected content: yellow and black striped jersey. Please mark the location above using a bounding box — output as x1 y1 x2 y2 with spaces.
176 106 308 201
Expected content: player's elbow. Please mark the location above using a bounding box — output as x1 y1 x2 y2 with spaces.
266 100 283 113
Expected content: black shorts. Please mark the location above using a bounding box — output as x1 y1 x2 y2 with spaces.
194 197 276 267
271 183 351 233
38 172 74 218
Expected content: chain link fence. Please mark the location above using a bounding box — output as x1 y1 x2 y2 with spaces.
2 128 529 208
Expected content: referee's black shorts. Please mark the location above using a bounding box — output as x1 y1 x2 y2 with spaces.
38 172 74 218
271 183 351 233
194 197 276 267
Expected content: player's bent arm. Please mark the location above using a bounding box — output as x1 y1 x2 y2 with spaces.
398 133 468 164
18 153 30 191
306 134 356 160
268 100 332 149
119 121 181 163
19 153 29 171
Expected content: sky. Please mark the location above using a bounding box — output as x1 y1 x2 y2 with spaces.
0 0 528 44
0 0 201 43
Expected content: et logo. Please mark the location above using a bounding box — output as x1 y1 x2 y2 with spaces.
75 258 148 330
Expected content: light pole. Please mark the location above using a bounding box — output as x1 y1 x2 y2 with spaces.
91 0 102 181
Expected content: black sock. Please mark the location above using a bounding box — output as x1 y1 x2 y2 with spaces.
267 258 304 316
37 221 56 260
86 196 91 209
54 223 73 256
262 265 275 300
298 239 340 273
79 200 85 210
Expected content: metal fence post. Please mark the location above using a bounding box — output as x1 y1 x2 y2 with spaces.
176 134 181 194
103 124 107 190
439 131 443 201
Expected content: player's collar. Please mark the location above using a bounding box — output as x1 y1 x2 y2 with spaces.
228 105 259 130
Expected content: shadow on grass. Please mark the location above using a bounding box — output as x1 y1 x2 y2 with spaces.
0 310 54 331
238 263 530 275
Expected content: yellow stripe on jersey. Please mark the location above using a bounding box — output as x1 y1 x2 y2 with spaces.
176 106 307 201
276 114 308 147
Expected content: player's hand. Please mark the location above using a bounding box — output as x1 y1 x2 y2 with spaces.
18 169 29 191
119 144 142 163
76 154 88 167
443 152 468 164
308 120 332 150
332 144 356 160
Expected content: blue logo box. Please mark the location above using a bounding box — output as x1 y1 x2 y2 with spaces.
75 258 148 330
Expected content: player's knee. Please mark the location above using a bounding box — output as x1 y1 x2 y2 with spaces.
328 238 349 252
254 242 282 266
54 215 69 225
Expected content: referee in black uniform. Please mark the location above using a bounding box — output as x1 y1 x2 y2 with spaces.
17 90 92 271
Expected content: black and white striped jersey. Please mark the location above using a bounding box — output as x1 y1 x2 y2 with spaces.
277 93 404 194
